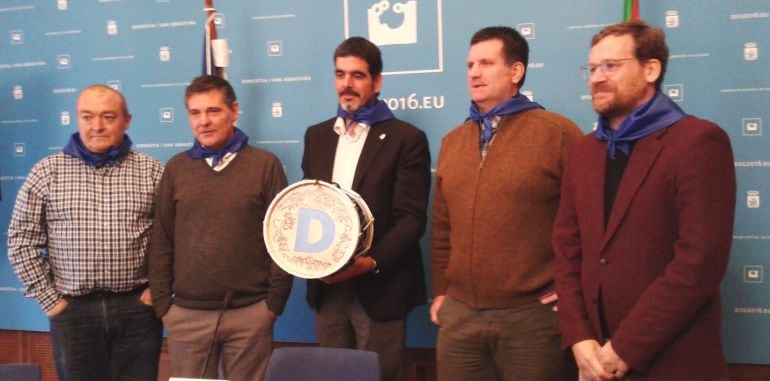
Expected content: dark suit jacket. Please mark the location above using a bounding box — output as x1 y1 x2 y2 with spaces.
554 116 736 379
302 117 431 321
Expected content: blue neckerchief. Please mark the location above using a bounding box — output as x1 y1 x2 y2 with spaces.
594 91 687 159
187 127 249 167
62 133 132 167
336 99 395 127
467 93 544 145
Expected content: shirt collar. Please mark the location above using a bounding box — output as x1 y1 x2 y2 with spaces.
333 117 371 136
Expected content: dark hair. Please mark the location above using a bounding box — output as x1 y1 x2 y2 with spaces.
184 75 237 109
592 20 669 90
333 37 383 78
470 26 529 87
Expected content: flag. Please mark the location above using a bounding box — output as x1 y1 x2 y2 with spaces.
202 32 215 76
624 0 639 21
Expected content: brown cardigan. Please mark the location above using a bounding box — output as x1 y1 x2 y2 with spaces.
431 108 582 309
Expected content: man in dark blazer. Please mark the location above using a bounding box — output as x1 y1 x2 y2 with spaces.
301 36 431 381
553 20 736 380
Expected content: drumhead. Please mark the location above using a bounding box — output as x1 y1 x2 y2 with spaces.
263 179 374 279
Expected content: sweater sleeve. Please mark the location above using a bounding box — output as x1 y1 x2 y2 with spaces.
148 165 176 318
264 156 293 315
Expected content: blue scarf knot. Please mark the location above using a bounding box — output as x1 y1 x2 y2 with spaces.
187 127 249 167
467 94 544 145
62 133 132 167
594 91 687 159
336 99 395 126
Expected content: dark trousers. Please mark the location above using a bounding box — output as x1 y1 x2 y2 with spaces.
436 296 563 381
315 282 406 381
49 290 162 381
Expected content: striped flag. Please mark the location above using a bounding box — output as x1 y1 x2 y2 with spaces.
624 0 639 21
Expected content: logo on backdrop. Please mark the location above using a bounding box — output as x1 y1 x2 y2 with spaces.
159 46 170 61
57 54 71 69
267 41 283 57
159 108 174 123
107 20 118 35
368 0 417 46
13 143 26 157
664 84 684 102
521 90 534 101
13 85 23 100
665 10 680 28
57 0 68 11
743 118 762 136
107 81 121 91
345 0 443 75
747 190 761 208
10 30 23 45
517 23 535 39
744 42 758 61
744 265 763 284
272 102 283 118
60 111 71 126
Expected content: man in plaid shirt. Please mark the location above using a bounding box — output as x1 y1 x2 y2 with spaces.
7 85 164 381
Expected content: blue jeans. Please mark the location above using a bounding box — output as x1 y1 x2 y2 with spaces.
49 289 162 381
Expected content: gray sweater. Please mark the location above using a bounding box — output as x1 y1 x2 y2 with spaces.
148 145 292 317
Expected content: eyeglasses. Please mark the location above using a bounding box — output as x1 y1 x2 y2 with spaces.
580 58 639 80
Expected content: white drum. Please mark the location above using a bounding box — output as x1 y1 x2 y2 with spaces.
263 180 374 279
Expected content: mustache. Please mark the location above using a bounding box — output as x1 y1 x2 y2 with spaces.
340 88 360 98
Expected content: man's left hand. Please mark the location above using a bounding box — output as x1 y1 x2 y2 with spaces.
139 288 154 306
598 341 629 379
320 256 376 284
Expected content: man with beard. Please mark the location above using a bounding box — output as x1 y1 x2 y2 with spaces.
301 37 431 381
553 20 736 380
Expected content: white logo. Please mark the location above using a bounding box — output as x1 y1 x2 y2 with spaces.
155 0 170 2
267 41 283 56
517 23 535 39
747 190 761 208
521 90 534 102
592 121 599 131
57 54 71 69
743 118 762 136
744 42 758 61
368 0 417 46
57 0 68 11
159 108 174 123
13 85 23 100
272 102 283 118
744 265 764 284
14 143 26 157
10 30 23 44
107 81 121 91
107 20 118 35
159 46 170 61
663 84 684 102
214 14 225 28
60 111 71 126
665 10 679 28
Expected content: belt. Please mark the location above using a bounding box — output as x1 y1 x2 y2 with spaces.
67 285 147 300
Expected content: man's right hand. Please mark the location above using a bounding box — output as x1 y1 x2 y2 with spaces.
429 295 445 325
46 299 69 317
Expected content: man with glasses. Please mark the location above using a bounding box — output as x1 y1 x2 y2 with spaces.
553 20 736 380
8 85 164 381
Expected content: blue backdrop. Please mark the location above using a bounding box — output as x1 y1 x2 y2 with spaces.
1 0 768 362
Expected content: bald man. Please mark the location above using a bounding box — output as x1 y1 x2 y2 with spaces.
8 85 164 381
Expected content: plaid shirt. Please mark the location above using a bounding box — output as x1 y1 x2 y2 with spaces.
7 150 164 311
479 116 501 162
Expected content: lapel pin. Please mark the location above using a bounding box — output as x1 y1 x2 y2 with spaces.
379 133 386 140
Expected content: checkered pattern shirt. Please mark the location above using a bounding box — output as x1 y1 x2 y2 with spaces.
479 116 501 162
7 150 164 311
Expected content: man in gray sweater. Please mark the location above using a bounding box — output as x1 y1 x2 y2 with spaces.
149 75 292 381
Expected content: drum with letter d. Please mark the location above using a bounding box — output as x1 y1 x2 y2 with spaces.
263 180 374 279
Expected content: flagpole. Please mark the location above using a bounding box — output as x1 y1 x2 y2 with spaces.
204 0 224 78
